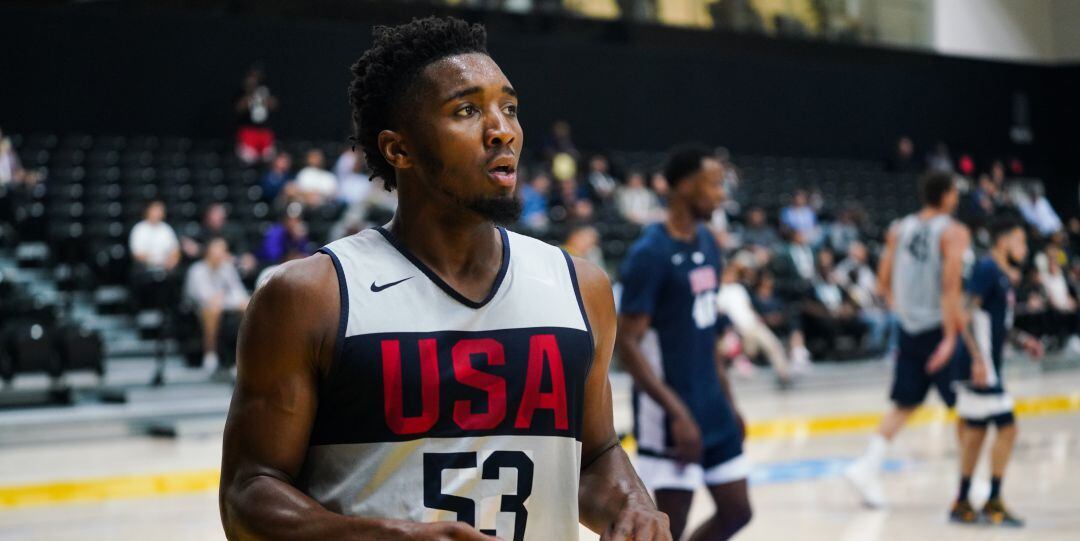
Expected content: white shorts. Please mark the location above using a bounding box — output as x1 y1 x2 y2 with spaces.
634 453 751 492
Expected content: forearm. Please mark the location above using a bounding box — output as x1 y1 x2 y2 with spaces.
713 346 738 412
222 474 399 541
578 442 654 534
616 338 688 417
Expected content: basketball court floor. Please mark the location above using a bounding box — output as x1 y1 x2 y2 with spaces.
1 359 1078 540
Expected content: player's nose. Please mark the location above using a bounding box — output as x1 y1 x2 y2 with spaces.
483 110 516 149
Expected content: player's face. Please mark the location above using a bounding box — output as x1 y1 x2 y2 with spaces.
407 53 523 223
685 157 725 220
942 185 960 213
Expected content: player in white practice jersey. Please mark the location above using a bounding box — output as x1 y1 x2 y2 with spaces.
219 17 669 541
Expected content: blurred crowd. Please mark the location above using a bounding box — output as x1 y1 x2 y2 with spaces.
0 69 1075 378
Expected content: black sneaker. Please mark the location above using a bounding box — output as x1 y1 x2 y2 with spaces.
949 499 978 524
981 498 1025 527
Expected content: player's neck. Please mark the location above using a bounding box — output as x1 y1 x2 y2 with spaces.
917 206 948 219
990 249 1018 282
665 199 697 241
386 194 502 284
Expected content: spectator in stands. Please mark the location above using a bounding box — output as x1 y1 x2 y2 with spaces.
926 141 953 173
781 189 819 243
886 135 917 173
334 146 372 206
519 171 552 232
802 248 866 359
649 171 670 207
234 66 279 165
834 241 894 354
752 270 811 370
129 200 180 273
563 223 605 270
1035 243 1079 350
584 154 618 204
550 177 591 222
260 202 312 264
1017 184 1063 237
771 226 815 301
715 146 741 209
718 256 792 386
740 206 779 252
959 173 998 240
184 237 250 370
295 149 339 207
0 135 27 185
824 206 862 256
614 170 662 225
181 203 257 278
542 119 579 161
260 152 293 203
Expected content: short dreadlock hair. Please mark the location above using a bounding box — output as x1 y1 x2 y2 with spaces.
348 16 488 191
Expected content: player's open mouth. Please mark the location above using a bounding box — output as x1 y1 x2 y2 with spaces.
487 164 517 187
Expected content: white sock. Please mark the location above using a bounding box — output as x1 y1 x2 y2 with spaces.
863 434 888 469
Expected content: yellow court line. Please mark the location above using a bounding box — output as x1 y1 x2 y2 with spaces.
1 393 1078 510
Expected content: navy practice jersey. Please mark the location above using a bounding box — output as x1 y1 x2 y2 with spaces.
297 226 594 541
619 223 741 465
957 257 1015 390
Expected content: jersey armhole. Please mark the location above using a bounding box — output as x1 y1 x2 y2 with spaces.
318 246 349 374
561 249 596 374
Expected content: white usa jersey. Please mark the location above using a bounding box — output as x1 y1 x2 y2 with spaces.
297 226 594 541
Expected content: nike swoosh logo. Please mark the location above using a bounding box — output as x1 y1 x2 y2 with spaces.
370 276 413 292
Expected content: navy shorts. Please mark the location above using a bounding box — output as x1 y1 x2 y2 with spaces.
890 326 957 408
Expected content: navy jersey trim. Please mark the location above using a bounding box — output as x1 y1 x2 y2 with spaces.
375 226 510 310
318 247 349 371
561 249 596 374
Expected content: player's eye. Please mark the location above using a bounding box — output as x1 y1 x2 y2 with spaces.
455 105 478 117
502 103 518 116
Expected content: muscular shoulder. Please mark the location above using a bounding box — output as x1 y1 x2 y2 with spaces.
246 253 340 374
942 220 971 247
571 256 615 332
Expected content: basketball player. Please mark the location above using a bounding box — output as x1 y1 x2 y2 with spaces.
219 17 669 540
616 145 752 540
845 171 970 508
950 216 1042 526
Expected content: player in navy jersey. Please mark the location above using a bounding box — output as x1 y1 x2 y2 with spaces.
950 216 1043 526
219 17 669 541
616 145 751 540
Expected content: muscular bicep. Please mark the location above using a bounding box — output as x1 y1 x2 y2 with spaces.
221 256 337 490
572 257 621 467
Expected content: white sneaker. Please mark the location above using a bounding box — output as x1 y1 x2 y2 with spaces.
202 351 220 372
791 346 813 374
844 459 887 509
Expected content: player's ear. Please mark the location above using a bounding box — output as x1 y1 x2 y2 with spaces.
378 130 412 170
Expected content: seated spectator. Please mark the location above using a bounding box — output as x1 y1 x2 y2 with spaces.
1035 244 1079 350
260 152 293 203
739 206 779 252
780 189 819 243
802 248 867 359
234 66 279 165
542 120 579 161
181 203 257 278
717 257 791 386
519 172 552 232
752 271 811 370
584 154 618 204
0 135 28 186
926 141 953 173
183 237 250 370
129 200 180 273
614 170 663 225
824 207 862 257
770 226 815 303
649 172 670 207
550 177 591 222
834 241 895 354
334 147 372 206
1017 185 1063 237
295 149 339 207
563 224 605 270
260 202 313 264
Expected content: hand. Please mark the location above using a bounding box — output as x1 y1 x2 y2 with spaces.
1021 335 1045 360
600 499 672 541
386 520 500 541
926 334 956 374
667 411 703 465
970 357 988 388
